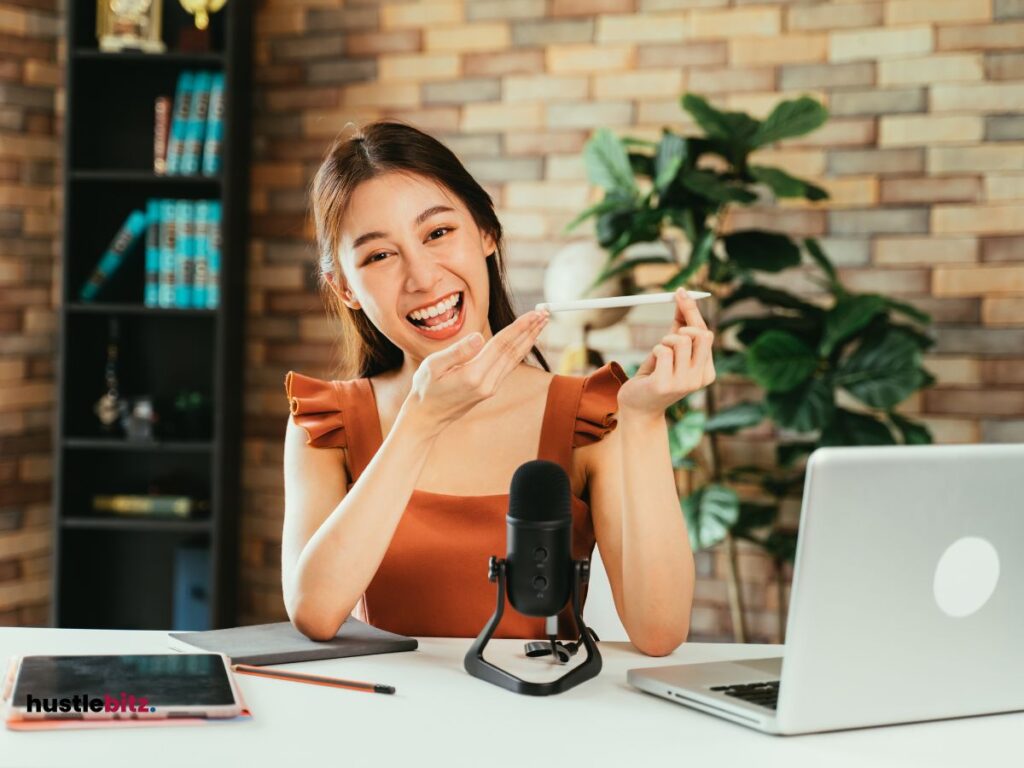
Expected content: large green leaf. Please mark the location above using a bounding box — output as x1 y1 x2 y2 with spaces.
837 329 923 409
714 349 748 376
723 231 802 273
820 294 888 356
663 228 714 290
749 165 828 200
704 401 767 434
751 96 829 148
766 376 835 432
680 170 758 204
654 131 687 195
562 190 634 234
889 412 933 445
669 410 706 466
682 483 740 550
820 408 896 446
803 238 839 287
680 93 761 147
883 297 932 326
720 281 823 314
583 127 638 194
746 330 818 392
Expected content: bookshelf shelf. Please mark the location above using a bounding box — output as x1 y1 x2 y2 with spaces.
64 437 215 453
71 169 222 187
65 301 217 317
73 49 225 65
62 517 213 534
53 1 251 633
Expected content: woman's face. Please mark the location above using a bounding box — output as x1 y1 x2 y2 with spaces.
333 171 496 361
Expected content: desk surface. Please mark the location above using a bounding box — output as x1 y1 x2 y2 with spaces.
1 627 1018 768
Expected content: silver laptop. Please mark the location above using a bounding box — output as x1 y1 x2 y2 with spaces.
627 443 1024 735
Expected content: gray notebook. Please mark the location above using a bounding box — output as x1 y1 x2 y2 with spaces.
168 616 418 666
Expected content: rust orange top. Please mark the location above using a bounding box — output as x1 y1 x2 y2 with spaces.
283 361 628 640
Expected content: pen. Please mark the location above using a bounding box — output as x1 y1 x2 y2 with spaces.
230 663 396 695
535 290 711 313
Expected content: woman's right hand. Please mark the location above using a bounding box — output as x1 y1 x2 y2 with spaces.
400 309 550 434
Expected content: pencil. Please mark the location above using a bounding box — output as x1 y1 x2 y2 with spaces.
230 663 396 694
535 290 711 313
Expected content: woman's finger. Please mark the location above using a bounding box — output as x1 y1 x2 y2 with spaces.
462 311 544 376
480 311 548 391
653 343 674 392
672 290 710 333
663 333 693 380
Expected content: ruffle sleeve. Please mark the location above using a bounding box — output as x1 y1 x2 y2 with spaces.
283 370 347 449
573 361 629 448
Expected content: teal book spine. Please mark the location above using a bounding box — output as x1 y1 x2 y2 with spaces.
166 71 194 176
192 200 210 308
157 199 177 308
206 201 221 309
201 72 225 177
79 210 147 302
181 71 211 176
174 200 195 308
144 199 160 307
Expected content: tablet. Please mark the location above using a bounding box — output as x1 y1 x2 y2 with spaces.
3 653 245 721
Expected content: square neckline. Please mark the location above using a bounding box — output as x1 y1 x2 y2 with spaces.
361 373 574 501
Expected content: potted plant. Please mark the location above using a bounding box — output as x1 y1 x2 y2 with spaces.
568 93 936 642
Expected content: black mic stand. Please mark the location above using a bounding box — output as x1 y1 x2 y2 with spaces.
464 556 602 695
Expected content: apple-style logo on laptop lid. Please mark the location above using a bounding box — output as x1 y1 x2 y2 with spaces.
933 536 1000 618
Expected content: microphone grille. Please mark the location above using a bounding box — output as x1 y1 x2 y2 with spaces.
507 460 571 522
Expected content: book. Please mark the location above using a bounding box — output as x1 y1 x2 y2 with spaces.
206 200 221 309
157 199 177 307
192 200 210 308
154 96 171 174
180 70 211 175
173 200 194 308
91 494 209 517
78 210 147 302
173 545 210 632
144 199 160 306
201 72 225 176
168 617 418 666
165 71 194 175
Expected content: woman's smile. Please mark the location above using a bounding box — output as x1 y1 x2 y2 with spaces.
404 290 466 340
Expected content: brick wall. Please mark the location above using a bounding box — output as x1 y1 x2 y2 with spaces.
241 0 1024 641
0 0 61 626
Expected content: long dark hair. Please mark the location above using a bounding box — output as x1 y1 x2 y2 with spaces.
310 119 550 380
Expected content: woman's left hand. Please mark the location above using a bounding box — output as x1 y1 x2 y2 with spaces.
617 288 717 416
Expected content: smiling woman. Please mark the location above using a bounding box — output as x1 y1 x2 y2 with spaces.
280 120 707 656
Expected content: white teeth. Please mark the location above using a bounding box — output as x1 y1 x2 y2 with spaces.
408 293 459 321
417 303 461 332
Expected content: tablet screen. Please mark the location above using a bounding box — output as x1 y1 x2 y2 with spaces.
13 654 237 711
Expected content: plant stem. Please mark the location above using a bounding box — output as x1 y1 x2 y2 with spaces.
723 531 747 643
776 558 787 644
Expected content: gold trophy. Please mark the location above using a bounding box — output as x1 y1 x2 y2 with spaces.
96 0 166 53
179 0 228 30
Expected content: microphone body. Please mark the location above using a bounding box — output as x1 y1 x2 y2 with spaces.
505 460 572 618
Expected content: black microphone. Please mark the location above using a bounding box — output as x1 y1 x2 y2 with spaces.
506 460 572 619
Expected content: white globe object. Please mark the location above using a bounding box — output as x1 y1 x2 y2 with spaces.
542 239 631 330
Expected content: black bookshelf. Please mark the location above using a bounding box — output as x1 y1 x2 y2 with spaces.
51 2 251 631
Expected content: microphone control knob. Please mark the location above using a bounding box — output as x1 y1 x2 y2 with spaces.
533 547 548 563
532 575 548 590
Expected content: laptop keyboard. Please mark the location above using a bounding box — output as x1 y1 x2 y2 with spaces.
709 680 780 710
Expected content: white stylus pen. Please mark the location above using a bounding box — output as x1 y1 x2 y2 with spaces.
535 290 711 313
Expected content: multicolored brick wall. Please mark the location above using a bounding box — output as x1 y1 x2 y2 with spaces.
241 0 1024 641
0 0 61 626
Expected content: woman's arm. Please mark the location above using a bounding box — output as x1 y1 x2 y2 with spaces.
583 413 695 657
282 405 441 641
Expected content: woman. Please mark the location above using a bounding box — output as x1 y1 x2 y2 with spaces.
282 121 715 657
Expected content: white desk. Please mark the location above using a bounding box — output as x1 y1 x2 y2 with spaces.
1 627 1018 767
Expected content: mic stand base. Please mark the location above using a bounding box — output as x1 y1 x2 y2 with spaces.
464 557 602 696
